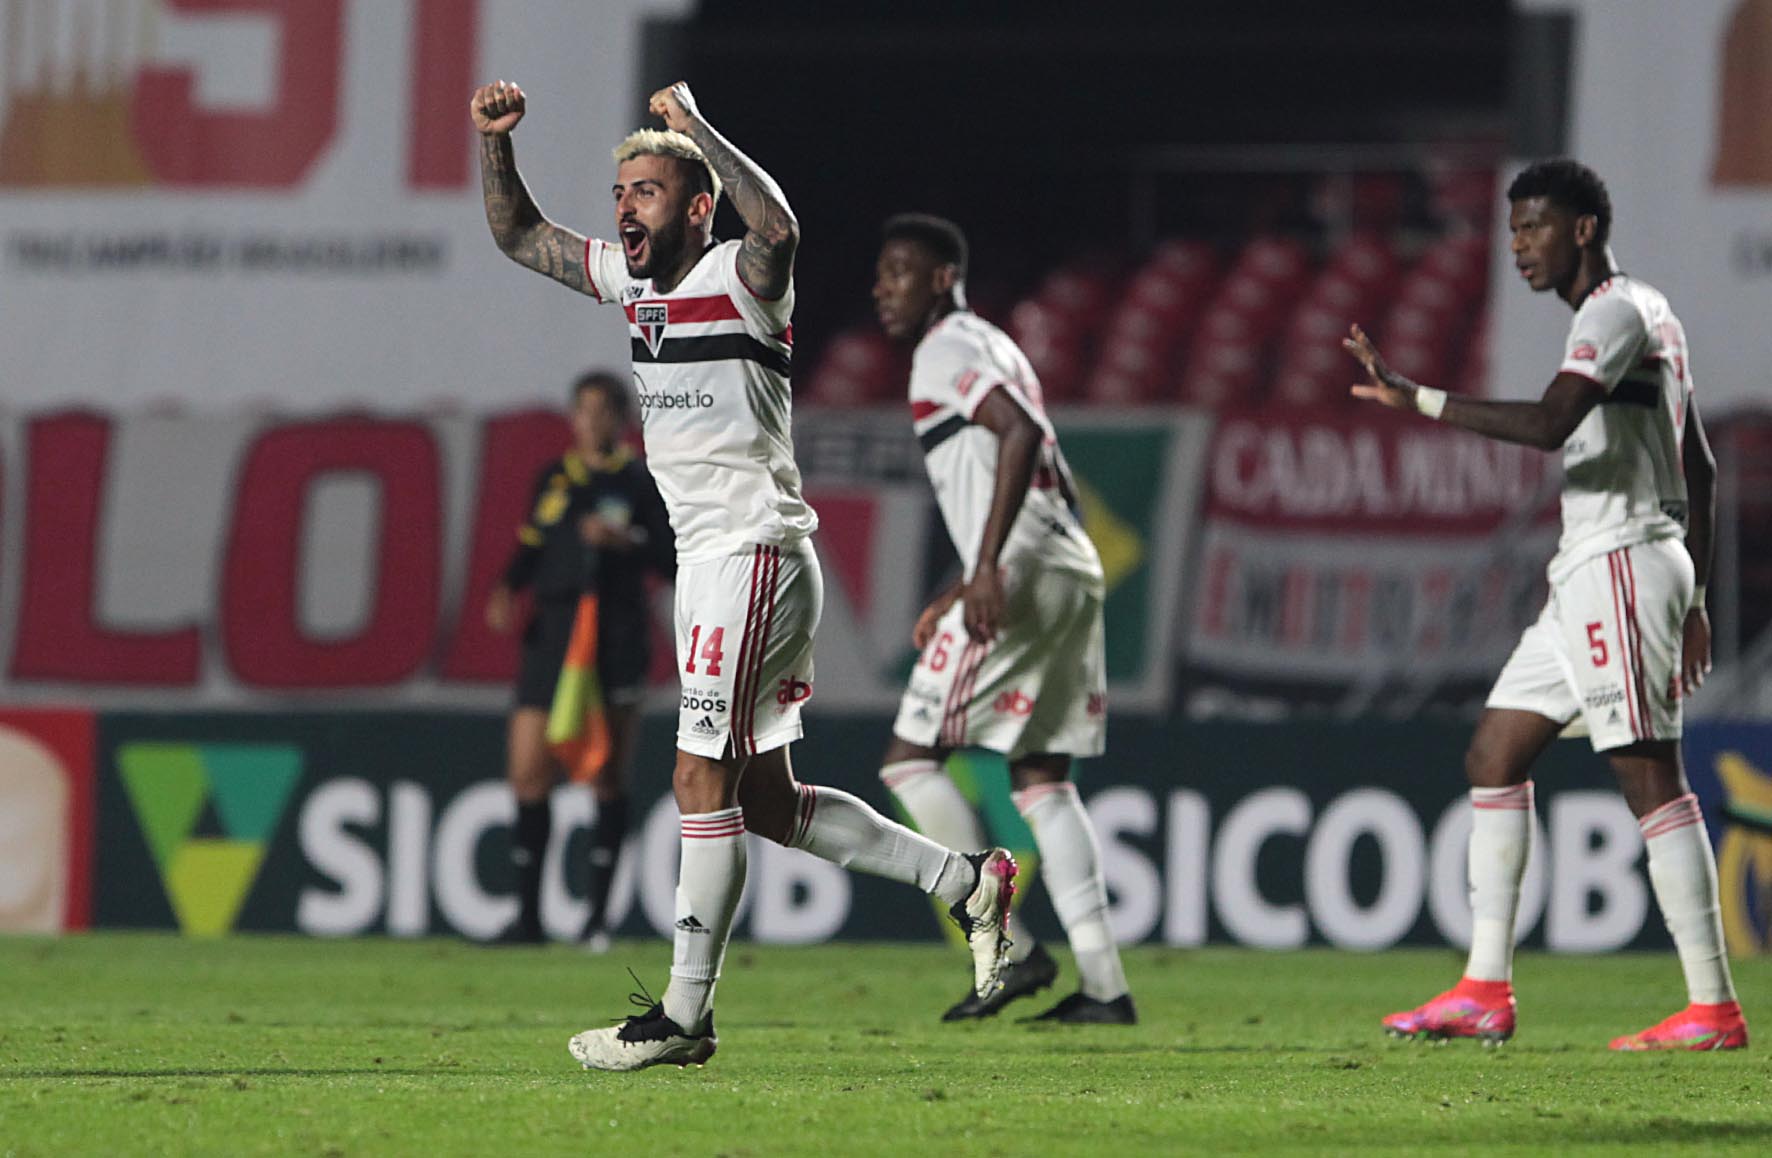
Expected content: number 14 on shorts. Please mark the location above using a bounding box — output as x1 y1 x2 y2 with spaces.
686 625 726 676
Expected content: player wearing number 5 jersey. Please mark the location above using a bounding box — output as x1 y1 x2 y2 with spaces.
473 80 1016 1073
874 215 1135 1024
1345 160 1745 1052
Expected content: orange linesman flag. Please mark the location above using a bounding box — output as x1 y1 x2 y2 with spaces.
547 594 612 783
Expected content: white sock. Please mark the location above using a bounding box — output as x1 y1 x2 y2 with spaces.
662 808 746 1034
1014 781 1127 1001
789 782 974 906
1641 793 1737 1005
1464 782 1533 983
883 759 1035 961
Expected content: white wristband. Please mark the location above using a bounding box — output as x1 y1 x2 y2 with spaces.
1414 386 1448 420
1693 584 1707 610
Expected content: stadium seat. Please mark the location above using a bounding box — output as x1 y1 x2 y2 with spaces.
1271 342 1350 408
1418 233 1490 297
1008 298 1087 402
1086 313 1177 403
1428 168 1496 231
1235 234 1312 291
1035 265 1118 338
803 327 903 407
1325 230 1401 293
1179 335 1265 408
1383 338 1447 385
1147 238 1218 283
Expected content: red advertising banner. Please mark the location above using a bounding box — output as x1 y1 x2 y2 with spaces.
0 708 96 931
0 1 669 414
0 409 1200 713
1186 406 1560 704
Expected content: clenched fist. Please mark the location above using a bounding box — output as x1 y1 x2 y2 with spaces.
471 79 526 135
647 81 701 133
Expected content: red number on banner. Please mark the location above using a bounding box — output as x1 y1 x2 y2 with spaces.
129 0 480 189
1587 622 1609 667
929 631 955 672
685 625 726 676
408 0 479 188
133 1 344 188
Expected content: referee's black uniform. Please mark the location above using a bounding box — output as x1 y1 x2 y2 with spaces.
503 446 675 709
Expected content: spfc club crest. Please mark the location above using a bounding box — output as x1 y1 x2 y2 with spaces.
635 303 668 356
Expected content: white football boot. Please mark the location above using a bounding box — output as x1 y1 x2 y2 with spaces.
949 848 1018 999
569 1002 716 1072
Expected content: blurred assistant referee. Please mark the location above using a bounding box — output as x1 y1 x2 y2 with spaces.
485 369 674 946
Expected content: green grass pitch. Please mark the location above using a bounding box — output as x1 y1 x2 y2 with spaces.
2 935 1769 1156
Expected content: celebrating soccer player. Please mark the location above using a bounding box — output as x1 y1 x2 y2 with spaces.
473 80 1018 1072
871 215 1136 1024
1345 160 1746 1051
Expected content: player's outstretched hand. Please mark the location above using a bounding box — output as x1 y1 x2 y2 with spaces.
648 82 700 133
1344 324 1414 410
1674 606 1712 699
471 80 526 134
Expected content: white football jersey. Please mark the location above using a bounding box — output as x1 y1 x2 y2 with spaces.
909 312 1102 587
585 238 817 563
1550 274 1692 583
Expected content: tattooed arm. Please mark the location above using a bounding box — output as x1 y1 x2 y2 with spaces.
648 81 799 301
471 81 594 295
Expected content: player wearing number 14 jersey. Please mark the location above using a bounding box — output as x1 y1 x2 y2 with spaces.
874 215 1135 1024
474 80 1016 1072
1345 160 1745 1051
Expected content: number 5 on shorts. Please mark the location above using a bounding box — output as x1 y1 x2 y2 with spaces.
1586 621 1608 668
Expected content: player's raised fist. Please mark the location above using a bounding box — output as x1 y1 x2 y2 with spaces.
471 80 526 135
647 82 700 133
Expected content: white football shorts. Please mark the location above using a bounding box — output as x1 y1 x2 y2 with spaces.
673 539 821 759
1487 536 1692 752
893 563 1107 760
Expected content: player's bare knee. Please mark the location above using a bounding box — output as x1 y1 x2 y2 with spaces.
673 750 739 813
1606 742 1686 817
1462 740 1524 790
881 735 942 770
1009 753 1071 792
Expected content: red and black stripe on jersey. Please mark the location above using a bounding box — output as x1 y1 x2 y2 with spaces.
912 396 1084 520
630 333 791 378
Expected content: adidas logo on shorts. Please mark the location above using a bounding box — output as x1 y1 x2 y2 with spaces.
691 715 719 737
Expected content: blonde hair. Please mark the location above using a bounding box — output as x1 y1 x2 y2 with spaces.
612 129 722 206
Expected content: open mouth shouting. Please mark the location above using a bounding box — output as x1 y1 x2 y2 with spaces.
620 220 651 271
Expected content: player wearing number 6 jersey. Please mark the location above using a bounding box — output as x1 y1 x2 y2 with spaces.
873 215 1135 1025
473 80 1015 1073
1345 160 1745 1051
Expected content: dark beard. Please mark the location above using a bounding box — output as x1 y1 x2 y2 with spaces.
627 217 689 280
